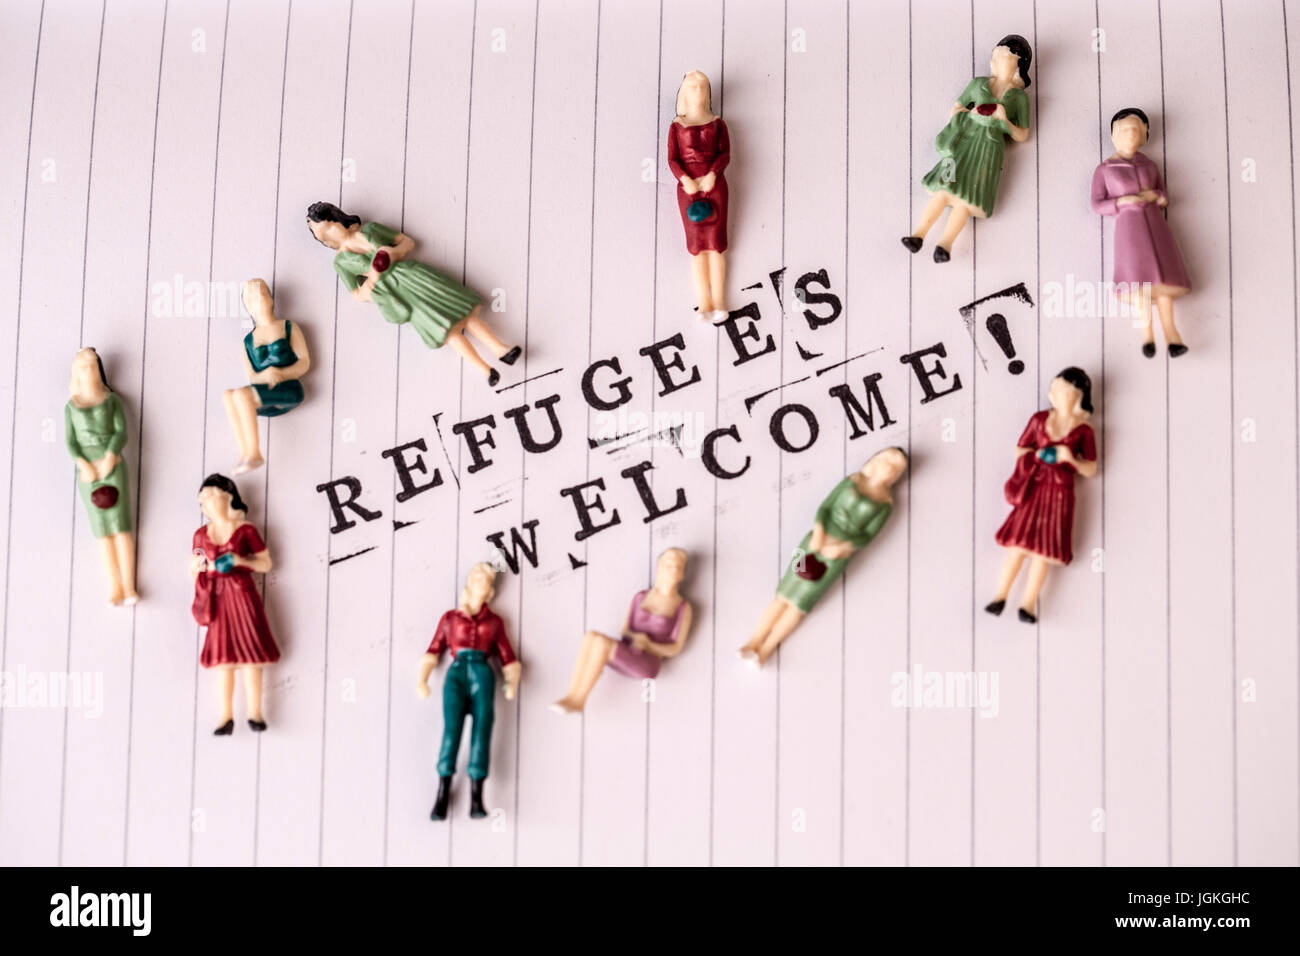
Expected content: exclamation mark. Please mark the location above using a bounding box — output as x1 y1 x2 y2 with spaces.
985 313 1024 375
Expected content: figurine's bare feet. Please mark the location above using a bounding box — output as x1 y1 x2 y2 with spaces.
550 697 584 715
737 646 763 669
233 454 264 476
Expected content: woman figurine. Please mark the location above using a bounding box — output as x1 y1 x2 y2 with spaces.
1091 108 1192 358
902 35 1032 263
306 202 521 386
741 448 908 668
189 474 280 735
667 71 730 321
417 563 521 821
551 548 692 714
223 278 311 475
65 348 138 606
985 368 1098 623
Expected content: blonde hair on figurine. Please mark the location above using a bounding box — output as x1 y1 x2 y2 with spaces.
459 562 498 612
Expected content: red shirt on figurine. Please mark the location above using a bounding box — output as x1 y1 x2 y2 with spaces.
427 603 517 665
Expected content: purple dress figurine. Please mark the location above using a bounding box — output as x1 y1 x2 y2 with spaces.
551 549 692 714
1091 108 1192 358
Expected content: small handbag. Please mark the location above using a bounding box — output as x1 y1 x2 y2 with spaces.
191 570 215 626
794 551 828 581
89 484 118 509
686 198 715 223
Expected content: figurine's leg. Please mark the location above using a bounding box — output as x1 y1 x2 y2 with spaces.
740 597 787 656
691 253 714 317
445 325 494 380
755 604 806 666
98 537 124 605
242 665 264 723
216 666 236 725
935 205 971 252
462 306 513 358
465 659 495 785
707 251 727 315
228 388 264 471
1155 294 1184 349
113 531 139 603
437 663 469 778
554 630 617 712
910 193 949 240
991 549 1026 602
1019 557 1052 615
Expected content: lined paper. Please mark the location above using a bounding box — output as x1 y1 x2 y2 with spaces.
0 0 1295 867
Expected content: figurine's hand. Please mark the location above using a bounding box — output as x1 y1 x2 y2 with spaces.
351 279 375 303
415 682 430 700
94 453 119 481
1137 189 1161 204
258 367 284 387
375 244 403 266
629 633 652 652
1052 443 1075 465
75 459 96 484
1155 193 1168 207
1115 194 1145 207
679 175 699 195
950 102 970 116
991 103 1009 124
502 661 522 700
696 171 717 193
189 552 207 578
807 524 827 554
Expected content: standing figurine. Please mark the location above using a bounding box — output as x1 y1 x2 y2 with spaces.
223 278 311 475
902 35 1032 263
65 348 139 606
306 202 521 386
189 474 280 734
551 548 691 714
741 448 908 667
985 368 1097 623
668 71 730 321
1091 108 1191 358
417 563 521 820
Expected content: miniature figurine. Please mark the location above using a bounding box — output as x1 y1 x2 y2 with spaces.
902 35 1032 262
189 474 280 734
551 548 691 714
417 563 521 820
223 278 311 475
65 348 139 606
741 448 908 667
1091 108 1191 358
985 368 1097 623
668 71 730 321
306 202 521 386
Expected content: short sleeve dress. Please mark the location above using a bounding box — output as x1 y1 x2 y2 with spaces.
994 410 1097 565
331 222 481 350
920 76 1030 218
193 522 281 667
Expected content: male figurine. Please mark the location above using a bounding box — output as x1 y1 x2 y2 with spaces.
417 563 521 819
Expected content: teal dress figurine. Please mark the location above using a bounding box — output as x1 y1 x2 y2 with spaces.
65 348 139 606
307 202 521 387
740 448 908 668
417 564 521 821
901 34 1032 263
224 278 311 475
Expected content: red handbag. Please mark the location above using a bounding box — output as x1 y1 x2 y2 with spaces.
1003 453 1038 506
191 571 215 626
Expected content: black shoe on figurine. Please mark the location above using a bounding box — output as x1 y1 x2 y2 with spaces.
932 245 951 263
984 599 1006 616
487 368 500 388
1142 341 1156 358
500 345 522 366
1018 607 1037 624
213 719 234 736
1168 342 1188 358
430 776 452 821
248 718 267 733
469 779 487 819
901 236 923 253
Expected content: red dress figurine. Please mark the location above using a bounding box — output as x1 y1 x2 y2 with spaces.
986 368 1098 623
668 70 730 321
190 474 281 734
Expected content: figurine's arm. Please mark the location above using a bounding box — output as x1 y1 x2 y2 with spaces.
490 619 522 700
416 652 440 699
282 322 312 381
386 232 416 262
667 125 698 194
92 395 127 480
1148 165 1169 207
708 120 730 176
64 405 94 481
637 602 693 659
234 547 272 574
1090 165 1120 216
992 102 1029 143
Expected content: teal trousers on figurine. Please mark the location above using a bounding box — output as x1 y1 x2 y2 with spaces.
437 650 496 780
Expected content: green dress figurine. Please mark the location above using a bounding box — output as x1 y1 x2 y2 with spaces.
901 34 1032 263
65 348 139 606
740 447 908 668
307 202 521 387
